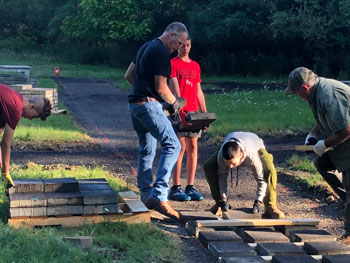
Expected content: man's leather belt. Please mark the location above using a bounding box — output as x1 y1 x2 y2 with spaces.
130 97 157 104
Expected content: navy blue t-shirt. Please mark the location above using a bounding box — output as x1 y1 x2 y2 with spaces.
128 39 171 103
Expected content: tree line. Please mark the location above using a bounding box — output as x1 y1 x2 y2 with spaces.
1 0 350 77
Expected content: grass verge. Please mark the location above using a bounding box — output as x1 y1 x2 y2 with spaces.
203 87 314 138
283 154 330 193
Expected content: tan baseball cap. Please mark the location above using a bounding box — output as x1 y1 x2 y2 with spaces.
285 67 316 95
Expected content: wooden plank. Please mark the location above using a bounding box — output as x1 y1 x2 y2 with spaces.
195 219 319 228
7 211 150 228
295 145 314 151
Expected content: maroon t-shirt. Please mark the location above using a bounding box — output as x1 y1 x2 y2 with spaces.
0 84 23 130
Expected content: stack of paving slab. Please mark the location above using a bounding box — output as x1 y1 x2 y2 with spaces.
10 84 58 111
0 65 38 87
7 178 150 227
181 208 350 263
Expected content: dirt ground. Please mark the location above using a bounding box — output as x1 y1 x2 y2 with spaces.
11 78 346 263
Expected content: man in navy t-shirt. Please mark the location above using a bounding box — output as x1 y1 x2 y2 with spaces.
125 22 188 220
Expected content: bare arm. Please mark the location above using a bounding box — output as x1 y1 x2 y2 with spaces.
125 62 136 85
197 83 207 113
169 77 181 97
325 124 350 148
1 124 14 173
154 75 176 104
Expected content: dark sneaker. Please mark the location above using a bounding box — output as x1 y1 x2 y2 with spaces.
168 186 191 201
185 186 203 201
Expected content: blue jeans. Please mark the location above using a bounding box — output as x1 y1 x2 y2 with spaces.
129 100 181 202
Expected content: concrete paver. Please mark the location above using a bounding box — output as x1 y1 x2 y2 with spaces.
62 236 93 250
180 210 219 223
198 230 242 248
208 241 256 258
290 229 336 242
304 241 350 255
9 192 47 208
221 256 265 263
43 178 79 192
323 254 350 263
256 242 306 256
9 179 44 194
243 230 290 243
46 192 83 206
272 254 319 263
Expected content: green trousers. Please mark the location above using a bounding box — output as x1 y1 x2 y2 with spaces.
203 148 277 206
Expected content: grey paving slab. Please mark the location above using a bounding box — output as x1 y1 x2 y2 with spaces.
9 192 47 208
43 178 79 192
180 210 219 223
272 254 319 263
78 178 108 184
47 205 83 216
221 256 265 263
78 182 113 191
256 242 306 256
223 208 261 220
236 227 275 239
276 225 318 236
118 191 138 202
124 199 147 213
208 241 257 258
9 179 44 194
304 241 350 255
290 229 336 242
323 254 350 263
9 207 46 217
198 230 242 248
81 189 118 205
83 204 119 214
243 230 290 243
46 192 83 206
186 221 230 238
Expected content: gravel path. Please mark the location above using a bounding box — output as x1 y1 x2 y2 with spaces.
11 77 346 262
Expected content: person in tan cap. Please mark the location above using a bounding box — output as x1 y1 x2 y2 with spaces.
285 67 350 244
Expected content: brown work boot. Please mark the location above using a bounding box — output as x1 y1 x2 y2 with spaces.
264 206 285 219
338 233 350 245
145 197 181 220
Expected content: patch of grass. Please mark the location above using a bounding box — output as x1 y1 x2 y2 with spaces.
14 102 89 144
205 89 314 138
285 154 328 189
203 74 285 85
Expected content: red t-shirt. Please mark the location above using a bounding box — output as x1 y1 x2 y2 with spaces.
170 57 201 112
0 84 23 130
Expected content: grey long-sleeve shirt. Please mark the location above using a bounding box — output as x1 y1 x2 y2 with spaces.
217 131 267 202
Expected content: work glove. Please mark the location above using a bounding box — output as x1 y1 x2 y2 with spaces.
2 172 15 189
253 200 263 214
163 99 180 116
218 193 230 212
305 133 318 145
313 140 330 156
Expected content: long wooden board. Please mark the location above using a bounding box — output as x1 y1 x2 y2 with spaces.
8 211 150 228
195 218 319 228
295 145 314 151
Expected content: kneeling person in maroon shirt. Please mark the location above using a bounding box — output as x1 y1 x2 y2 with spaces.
0 84 52 190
